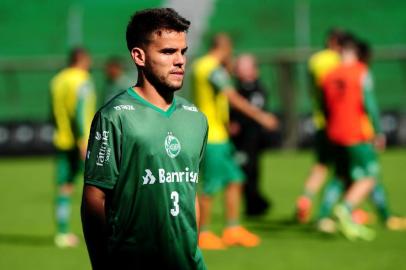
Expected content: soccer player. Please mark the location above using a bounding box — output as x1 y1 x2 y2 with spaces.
322 35 382 241
50 47 96 248
81 8 207 269
295 28 345 223
103 56 135 104
317 39 406 232
192 33 278 250
230 54 272 216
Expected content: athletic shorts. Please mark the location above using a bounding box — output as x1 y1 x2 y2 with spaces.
55 148 83 185
333 143 379 182
201 141 245 195
314 129 333 165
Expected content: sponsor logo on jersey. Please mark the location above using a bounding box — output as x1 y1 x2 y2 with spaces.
96 131 111 166
142 167 198 185
182 105 198 112
114 105 135 111
95 131 102 140
142 169 156 185
165 132 181 158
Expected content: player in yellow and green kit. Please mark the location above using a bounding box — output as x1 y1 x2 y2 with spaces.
295 29 345 224
50 48 96 247
192 34 278 250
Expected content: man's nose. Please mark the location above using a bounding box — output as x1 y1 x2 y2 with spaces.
174 53 185 66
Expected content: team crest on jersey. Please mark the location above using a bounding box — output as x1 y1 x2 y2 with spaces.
165 132 181 158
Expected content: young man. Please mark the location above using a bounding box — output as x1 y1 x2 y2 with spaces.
295 29 345 223
192 33 278 250
81 8 208 270
50 47 96 248
322 36 382 241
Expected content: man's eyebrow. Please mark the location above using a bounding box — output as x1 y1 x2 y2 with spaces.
159 47 177 52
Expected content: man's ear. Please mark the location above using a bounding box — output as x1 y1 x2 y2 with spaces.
131 47 145 67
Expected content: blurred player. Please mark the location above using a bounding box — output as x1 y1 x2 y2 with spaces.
81 8 208 269
317 39 406 232
322 35 382 240
50 47 96 247
230 54 272 216
295 28 345 223
103 56 135 104
192 33 278 250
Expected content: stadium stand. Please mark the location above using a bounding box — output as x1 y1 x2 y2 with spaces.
0 0 405 154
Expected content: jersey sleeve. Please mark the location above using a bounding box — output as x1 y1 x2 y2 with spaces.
362 71 382 134
84 111 121 189
199 117 209 164
76 80 96 149
208 67 234 92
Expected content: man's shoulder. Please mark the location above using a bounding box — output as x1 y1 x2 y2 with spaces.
176 96 207 120
98 90 135 118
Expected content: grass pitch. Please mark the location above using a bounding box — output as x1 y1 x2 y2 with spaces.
0 149 405 270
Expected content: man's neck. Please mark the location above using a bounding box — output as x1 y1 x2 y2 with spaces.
132 79 174 111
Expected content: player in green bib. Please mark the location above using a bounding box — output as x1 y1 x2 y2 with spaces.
81 8 207 270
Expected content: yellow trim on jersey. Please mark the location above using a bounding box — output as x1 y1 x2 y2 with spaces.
308 49 340 129
308 49 340 86
192 55 229 143
50 67 96 150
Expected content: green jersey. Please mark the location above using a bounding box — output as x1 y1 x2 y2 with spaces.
85 87 208 270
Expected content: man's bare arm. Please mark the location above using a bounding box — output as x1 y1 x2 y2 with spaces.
224 88 278 130
81 185 109 270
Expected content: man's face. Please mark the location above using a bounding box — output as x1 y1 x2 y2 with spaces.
143 30 188 91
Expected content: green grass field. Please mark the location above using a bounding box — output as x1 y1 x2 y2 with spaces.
0 149 405 270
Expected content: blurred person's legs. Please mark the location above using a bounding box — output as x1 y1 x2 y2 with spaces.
316 177 345 233
234 131 269 216
296 129 331 223
54 149 80 248
199 142 260 249
334 143 377 241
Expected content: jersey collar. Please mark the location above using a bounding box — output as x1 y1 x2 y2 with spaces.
127 87 176 118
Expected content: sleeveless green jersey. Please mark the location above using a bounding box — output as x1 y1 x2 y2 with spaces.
85 87 208 270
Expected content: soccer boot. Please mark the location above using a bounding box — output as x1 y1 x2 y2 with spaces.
296 196 312 224
198 231 226 250
334 204 360 241
317 218 337 234
54 233 79 248
334 204 376 241
352 209 376 225
386 216 406 231
222 226 260 247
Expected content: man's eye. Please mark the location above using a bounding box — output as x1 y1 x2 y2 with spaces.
162 49 175 54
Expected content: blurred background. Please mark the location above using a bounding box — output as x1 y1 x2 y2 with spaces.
0 0 405 269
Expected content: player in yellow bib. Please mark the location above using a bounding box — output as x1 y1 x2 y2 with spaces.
50 48 96 247
192 34 278 249
295 29 344 224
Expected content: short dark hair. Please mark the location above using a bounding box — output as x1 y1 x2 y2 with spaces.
68 47 88 66
126 8 190 51
326 27 346 47
357 39 371 64
106 56 124 67
340 33 358 51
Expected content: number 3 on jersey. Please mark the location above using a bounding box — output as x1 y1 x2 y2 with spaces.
170 191 180 216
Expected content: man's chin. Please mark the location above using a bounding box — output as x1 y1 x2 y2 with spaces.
167 82 183 92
